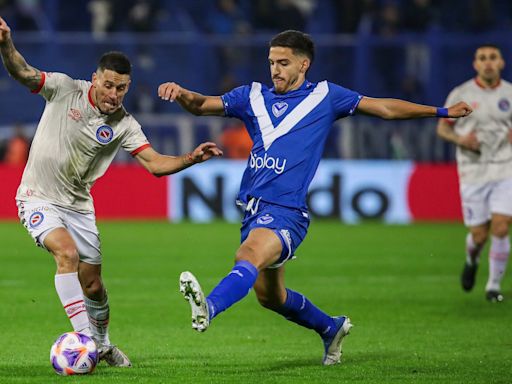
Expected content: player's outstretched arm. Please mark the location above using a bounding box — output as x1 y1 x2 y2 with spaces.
0 16 42 90
134 142 223 177
357 97 472 120
437 119 480 152
158 81 225 116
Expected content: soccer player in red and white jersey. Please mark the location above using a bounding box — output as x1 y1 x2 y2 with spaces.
437 45 512 302
0 16 222 366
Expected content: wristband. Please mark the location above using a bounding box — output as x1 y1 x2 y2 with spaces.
436 107 449 118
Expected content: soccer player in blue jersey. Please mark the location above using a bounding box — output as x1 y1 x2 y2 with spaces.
158 30 472 365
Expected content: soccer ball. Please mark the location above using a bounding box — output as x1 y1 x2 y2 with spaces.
50 332 99 375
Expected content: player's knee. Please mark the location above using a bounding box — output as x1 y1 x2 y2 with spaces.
491 222 509 238
471 230 488 245
82 278 104 300
53 247 80 270
235 245 260 267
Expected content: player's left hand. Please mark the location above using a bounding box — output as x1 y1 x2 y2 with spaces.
0 16 12 45
447 102 472 118
190 142 223 163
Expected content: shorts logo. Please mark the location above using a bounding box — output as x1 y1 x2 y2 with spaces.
498 98 510 112
257 214 274 225
464 206 473 220
96 125 114 144
272 102 288 118
29 211 44 228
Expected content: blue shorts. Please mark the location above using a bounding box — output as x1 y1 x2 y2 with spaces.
240 198 310 268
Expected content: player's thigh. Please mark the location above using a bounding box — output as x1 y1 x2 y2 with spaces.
17 200 67 249
44 227 80 259
240 203 310 269
460 183 491 227
237 227 283 269
64 210 102 265
253 266 287 308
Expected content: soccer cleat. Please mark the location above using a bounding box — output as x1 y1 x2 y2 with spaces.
461 262 478 292
485 290 504 303
99 345 132 367
179 271 210 332
322 316 353 366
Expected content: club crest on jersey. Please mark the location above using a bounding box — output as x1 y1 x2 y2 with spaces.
498 98 510 112
29 211 44 228
257 214 274 225
96 125 114 144
272 102 288 118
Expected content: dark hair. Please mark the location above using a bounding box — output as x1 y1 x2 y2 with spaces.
269 30 315 63
97 51 132 75
475 44 502 53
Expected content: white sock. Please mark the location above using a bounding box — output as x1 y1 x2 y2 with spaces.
54 272 92 336
466 233 484 266
84 294 111 345
486 236 510 292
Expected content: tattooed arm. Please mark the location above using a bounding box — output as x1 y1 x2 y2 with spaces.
0 16 42 90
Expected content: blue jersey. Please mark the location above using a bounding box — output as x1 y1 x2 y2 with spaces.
221 80 362 211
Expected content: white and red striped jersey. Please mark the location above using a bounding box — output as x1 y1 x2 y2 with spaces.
444 78 512 184
16 72 150 212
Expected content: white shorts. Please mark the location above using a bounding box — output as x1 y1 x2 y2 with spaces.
460 178 512 227
17 200 102 264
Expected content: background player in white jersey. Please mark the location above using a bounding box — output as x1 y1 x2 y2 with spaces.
0 16 222 367
158 30 472 365
437 45 512 302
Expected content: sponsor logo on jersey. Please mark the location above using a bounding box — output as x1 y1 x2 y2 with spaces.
96 125 114 144
257 214 274 225
29 211 44 228
498 98 510 112
250 151 287 175
272 101 288 118
68 108 82 122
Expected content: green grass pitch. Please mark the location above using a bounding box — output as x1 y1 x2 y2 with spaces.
0 220 511 383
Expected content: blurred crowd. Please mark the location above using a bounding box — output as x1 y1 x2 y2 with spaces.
1 0 512 35
1 0 511 164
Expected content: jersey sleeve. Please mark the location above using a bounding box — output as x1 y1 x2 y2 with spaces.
33 72 77 102
121 118 151 156
328 82 363 119
221 85 251 119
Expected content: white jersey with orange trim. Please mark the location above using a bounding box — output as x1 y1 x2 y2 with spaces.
444 78 512 184
16 72 150 213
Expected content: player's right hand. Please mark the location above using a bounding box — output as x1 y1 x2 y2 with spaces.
0 16 12 45
190 142 223 163
447 101 472 118
457 131 480 152
158 82 183 102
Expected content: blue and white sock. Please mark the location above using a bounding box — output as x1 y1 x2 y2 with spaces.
274 288 337 339
206 260 259 320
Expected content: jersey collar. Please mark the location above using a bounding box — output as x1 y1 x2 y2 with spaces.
88 85 97 108
474 77 501 89
270 79 312 94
